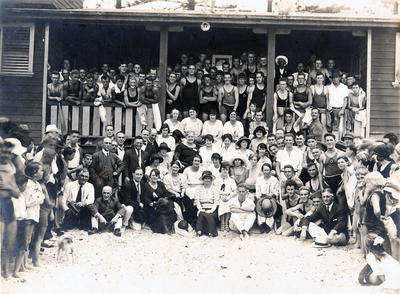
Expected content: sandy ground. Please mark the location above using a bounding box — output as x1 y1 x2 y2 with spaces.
0 228 385 294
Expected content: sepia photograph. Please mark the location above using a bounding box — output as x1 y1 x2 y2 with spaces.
0 0 399 293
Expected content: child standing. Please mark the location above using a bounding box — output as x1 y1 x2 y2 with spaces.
217 163 237 232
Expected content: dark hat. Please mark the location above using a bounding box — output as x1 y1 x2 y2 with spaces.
236 136 251 148
203 134 215 143
211 152 222 161
342 133 354 141
253 126 267 137
177 220 189 231
231 157 246 166
158 142 171 152
199 170 215 181
256 197 278 218
221 133 233 142
374 144 392 159
335 141 347 152
149 153 164 164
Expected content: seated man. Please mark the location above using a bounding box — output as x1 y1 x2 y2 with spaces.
89 186 133 236
229 183 256 240
62 169 96 230
300 188 348 247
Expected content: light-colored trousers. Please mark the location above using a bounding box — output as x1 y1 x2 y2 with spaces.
229 213 256 232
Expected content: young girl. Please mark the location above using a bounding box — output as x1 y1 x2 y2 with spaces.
18 162 45 270
358 233 400 290
217 163 237 232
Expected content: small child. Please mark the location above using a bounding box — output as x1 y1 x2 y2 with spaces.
217 163 237 232
14 162 45 272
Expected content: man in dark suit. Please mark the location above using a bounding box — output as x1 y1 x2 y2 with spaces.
120 167 146 225
141 128 158 158
91 137 124 197
300 188 348 246
274 55 289 86
123 136 148 182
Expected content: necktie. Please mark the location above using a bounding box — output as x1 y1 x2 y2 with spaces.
136 182 141 202
326 205 330 213
137 150 141 165
76 185 83 203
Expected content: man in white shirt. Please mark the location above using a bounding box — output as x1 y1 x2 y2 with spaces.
62 169 96 230
275 133 303 179
67 130 82 180
327 73 349 139
229 184 256 240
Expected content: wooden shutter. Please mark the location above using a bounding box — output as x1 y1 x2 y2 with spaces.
0 24 35 75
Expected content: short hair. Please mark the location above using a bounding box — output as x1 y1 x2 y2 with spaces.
116 131 125 137
284 109 293 116
307 162 318 170
77 168 89 176
256 71 265 78
149 168 160 178
25 162 42 178
322 188 334 196
51 71 59 76
284 133 295 140
261 162 272 171
221 133 233 142
285 179 298 189
267 133 276 139
316 71 324 77
70 69 79 75
237 183 248 190
346 144 357 155
192 154 203 163
83 153 92 159
383 133 399 145
62 146 76 157
248 153 257 161
70 130 80 135
257 143 267 150
133 136 144 142
337 155 349 163
297 73 305 78
238 73 247 80
306 135 316 141
324 133 336 140
105 124 114 130
355 166 369 176
299 186 310 193
86 73 94 80
283 164 294 171
278 77 287 83
115 74 125 81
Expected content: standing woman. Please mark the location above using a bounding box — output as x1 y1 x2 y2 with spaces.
195 171 220 237
273 78 293 129
216 163 237 232
166 72 181 118
246 153 262 201
124 76 142 136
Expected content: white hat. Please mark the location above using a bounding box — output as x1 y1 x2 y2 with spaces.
312 236 331 248
4 138 27 156
45 124 60 134
275 55 288 66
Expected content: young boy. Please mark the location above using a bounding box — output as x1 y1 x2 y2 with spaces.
64 69 83 105
47 71 64 102
82 73 99 102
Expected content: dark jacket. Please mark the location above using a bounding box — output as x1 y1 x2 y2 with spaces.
304 202 348 234
122 148 149 180
94 195 125 221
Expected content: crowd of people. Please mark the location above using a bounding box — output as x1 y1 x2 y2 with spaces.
0 52 397 288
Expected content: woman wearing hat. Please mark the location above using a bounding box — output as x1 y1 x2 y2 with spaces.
145 153 168 180
156 124 175 156
201 109 223 142
199 134 218 169
234 136 254 167
372 144 395 179
248 112 268 140
230 157 248 185
158 143 172 172
255 163 280 233
195 170 220 237
250 126 268 153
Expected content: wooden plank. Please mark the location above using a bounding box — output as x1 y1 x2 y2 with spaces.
105 107 112 125
371 88 400 96
266 29 275 129
71 106 79 130
114 107 122 132
62 105 69 132
82 106 90 136
159 26 168 122
370 96 400 103
370 112 400 119
371 66 395 74
50 105 58 125
366 29 371 138
92 107 100 136
372 59 397 67
371 73 397 81
125 108 133 137
370 118 400 125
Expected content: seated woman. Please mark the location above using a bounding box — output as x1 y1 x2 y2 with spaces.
209 153 222 175
358 233 400 290
201 109 223 142
174 131 200 168
158 143 172 172
245 154 261 201
216 162 237 232
230 157 248 185
156 123 176 156
217 134 236 163
195 171 220 237
256 143 272 167
223 111 244 142
180 108 203 139
234 136 254 167
250 126 268 153
145 153 168 180
164 161 187 216
142 169 177 234
164 109 182 134
199 134 217 169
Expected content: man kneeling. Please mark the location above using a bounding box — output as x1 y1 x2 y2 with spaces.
300 188 348 247
88 186 133 236
229 184 256 240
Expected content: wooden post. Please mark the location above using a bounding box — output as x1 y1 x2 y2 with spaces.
41 23 50 139
159 26 168 121
266 29 276 129
366 29 371 138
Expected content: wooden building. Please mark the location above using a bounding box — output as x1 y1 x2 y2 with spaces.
0 1 399 143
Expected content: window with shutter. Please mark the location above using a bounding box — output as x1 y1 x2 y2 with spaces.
0 23 35 76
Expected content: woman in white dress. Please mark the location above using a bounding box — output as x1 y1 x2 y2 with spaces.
216 162 237 232
199 134 217 169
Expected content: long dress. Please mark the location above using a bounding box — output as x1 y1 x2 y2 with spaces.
142 181 177 233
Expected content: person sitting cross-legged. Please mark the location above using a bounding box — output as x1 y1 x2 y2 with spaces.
300 188 348 247
228 183 256 241
88 186 133 236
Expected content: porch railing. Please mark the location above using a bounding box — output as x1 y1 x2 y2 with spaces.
47 101 136 137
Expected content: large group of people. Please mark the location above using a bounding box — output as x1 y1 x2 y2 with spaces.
0 51 397 289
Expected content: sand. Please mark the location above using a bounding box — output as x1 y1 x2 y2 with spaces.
1 228 384 294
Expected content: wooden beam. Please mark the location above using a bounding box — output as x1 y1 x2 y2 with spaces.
366 28 371 138
276 28 291 35
352 30 366 37
159 26 168 122
146 25 160 31
266 29 276 129
41 23 49 139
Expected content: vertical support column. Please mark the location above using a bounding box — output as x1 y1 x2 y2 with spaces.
266 29 276 129
41 23 50 139
159 26 168 121
366 29 372 138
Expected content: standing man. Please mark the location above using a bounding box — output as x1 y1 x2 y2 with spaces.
139 78 160 129
123 136 148 182
62 169 96 230
229 184 256 240
275 133 303 179
274 55 289 86
115 131 127 161
180 64 201 117
218 72 239 123
141 128 158 158
327 72 349 139
91 137 124 197
96 124 115 151
322 133 344 194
